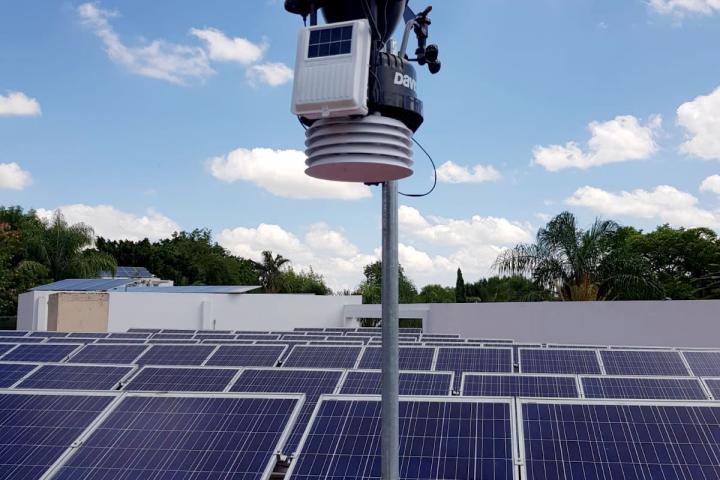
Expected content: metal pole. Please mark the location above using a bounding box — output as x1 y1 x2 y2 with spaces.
381 180 399 480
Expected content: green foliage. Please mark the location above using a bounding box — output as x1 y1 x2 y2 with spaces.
275 267 331 295
465 275 547 302
253 251 291 293
455 268 466 303
356 261 418 304
417 284 455 303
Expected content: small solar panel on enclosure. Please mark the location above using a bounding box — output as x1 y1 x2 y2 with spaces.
205 344 285 367
581 376 708 400
462 374 579 398
290 398 514 480
683 351 720 376
520 348 601 375
340 371 453 395
0 362 37 387
521 401 720 480
69 344 148 364
53 395 301 480
17 364 133 390
231 368 343 454
600 350 689 376
0 393 115 480
358 346 435 370
124 366 238 392
135 344 216 365
2 343 80 362
283 345 362 369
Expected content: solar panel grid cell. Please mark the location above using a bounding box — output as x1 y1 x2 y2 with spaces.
150 333 195 339
340 370 453 395
2 343 81 362
68 344 149 364
281 334 327 341
0 343 18 357
283 345 362 369
683 351 720 376
519 348 602 375
581 376 709 400
94 338 146 344
52 394 303 480
358 346 435 370
289 397 515 480
0 362 38 387
600 349 690 376
67 332 108 338
705 379 720 399
135 344 217 365
17 364 134 390
0 336 45 343
435 347 513 390
235 334 281 340
124 366 240 392
0 331 29 337
205 344 285 367
29 331 69 337
146 339 200 344
193 334 237 340
107 332 150 339
127 328 161 333
45 337 95 344
462 374 579 398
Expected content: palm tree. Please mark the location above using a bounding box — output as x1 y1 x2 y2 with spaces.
26 211 116 280
494 211 659 301
254 251 290 293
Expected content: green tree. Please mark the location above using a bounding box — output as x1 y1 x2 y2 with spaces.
465 275 548 302
417 284 455 303
275 267 331 295
494 211 660 301
355 261 418 304
455 268 466 303
254 251 291 293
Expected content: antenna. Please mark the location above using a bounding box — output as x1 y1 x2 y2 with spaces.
285 2 441 478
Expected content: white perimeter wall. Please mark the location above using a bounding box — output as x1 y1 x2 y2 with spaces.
107 292 362 332
425 301 720 348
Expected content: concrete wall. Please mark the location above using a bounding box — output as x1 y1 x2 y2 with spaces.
425 301 720 348
107 293 362 332
47 293 109 332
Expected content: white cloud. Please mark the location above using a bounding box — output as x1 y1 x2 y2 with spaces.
189 28 265 65
78 3 214 85
304 223 358 257
35 204 180 241
0 92 41 117
566 185 720 230
246 63 294 87
0 163 32 190
700 175 720 195
650 0 720 16
677 86 720 160
206 147 371 200
533 115 662 171
399 205 533 246
436 161 501 184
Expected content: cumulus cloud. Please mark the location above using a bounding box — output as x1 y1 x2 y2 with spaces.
78 3 213 85
677 86 720 161
0 163 32 190
0 92 41 117
533 115 662 171
700 175 720 195
35 204 180 241
189 28 265 65
650 0 720 16
206 147 371 200
246 63 294 87
436 161 501 184
566 185 720 230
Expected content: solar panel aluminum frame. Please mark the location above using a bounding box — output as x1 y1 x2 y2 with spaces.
0 342 21 357
67 343 152 365
15 362 139 391
517 347 603 375
608 344 675 350
577 374 711 400
460 372 581 399
545 343 606 349
41 391 306 480
599 348 691 376
283 343 365 369
0 360 41 387
121 364 244 392
339 369 456 396
701 377 720 400
284 394 520 480
515 397 720 480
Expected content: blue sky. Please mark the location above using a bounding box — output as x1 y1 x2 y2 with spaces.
1 0 720 289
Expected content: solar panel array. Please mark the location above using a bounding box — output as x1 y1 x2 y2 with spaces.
0 325 718 478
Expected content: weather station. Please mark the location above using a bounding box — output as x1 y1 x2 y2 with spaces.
284 1 441 478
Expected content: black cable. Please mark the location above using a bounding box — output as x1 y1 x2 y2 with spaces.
297 116 308 130
400 137 437 197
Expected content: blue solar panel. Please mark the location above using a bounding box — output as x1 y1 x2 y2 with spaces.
45 337 94 344
0 392 115 479
281 334 327 342
290 397 514 480
200 339 256 344
358 346 435 370
340 371 453 395
308 25 353 58
17 364 133 390
67 332 107 338
0 363 37 387
683 351 720 376
521 401 720 480
68 344 149 364
127 328 161 333
0 344 17 357
194 334 236 340
124 366 239 392
53 394 302 480
151 332 195 339
600 350 690 376
205 345 285 367
462 374 579 398
2 343 81 362
0 331 29 337
581 376 708 400
94 338 146 344
29 331 69 337
161 329 197 333
146 339 199 344
107 332 150 339
236 334 281 340
283 345 362 369
706 379 720 399
135 344 216 365
230 368 343 455
435 347 513 390
33 278 132 291
0 336 44 343
520 348 602 375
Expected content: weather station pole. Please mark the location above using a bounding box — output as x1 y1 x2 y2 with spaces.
381 179 400 479
284 2 441 477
